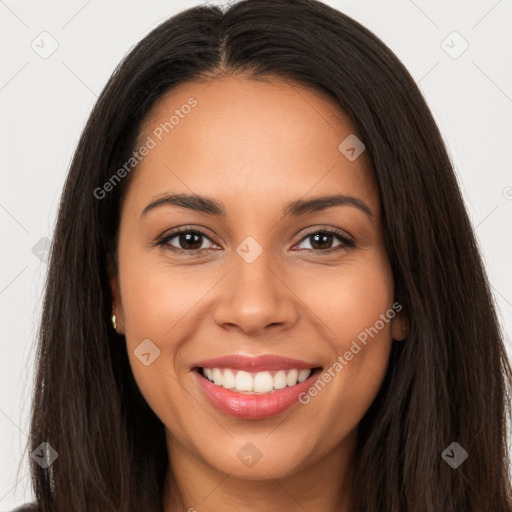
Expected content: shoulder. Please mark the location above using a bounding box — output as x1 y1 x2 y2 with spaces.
10 503 39 512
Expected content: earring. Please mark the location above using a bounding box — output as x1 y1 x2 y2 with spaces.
111 313 117 331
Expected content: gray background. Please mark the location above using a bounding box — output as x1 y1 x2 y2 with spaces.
1 0 511 508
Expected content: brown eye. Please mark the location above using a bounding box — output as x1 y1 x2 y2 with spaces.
295 229 355 253
175 231 203 251
309 232 337 250
158 228 217 254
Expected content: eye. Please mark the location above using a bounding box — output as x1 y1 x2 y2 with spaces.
294 228 355 253
157 227 218 255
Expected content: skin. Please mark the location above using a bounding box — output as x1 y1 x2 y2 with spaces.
110 75 408 512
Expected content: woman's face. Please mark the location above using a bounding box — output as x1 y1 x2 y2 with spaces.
111 75 406 481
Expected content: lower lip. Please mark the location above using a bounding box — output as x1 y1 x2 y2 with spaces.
193 368 322 420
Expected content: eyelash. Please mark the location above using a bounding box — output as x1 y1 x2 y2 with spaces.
155 226 355 256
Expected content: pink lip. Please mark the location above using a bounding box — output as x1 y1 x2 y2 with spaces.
191 354 322 420
193 354 320 372
193 368 322 419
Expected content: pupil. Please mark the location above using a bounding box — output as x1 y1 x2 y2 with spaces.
312 233 332 250
180 233 202 250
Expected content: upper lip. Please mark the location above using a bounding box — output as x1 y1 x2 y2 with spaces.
192 354 322 372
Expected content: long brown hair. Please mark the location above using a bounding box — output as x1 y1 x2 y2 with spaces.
23 0 512 510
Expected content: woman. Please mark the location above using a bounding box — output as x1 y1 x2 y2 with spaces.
13 0 512 510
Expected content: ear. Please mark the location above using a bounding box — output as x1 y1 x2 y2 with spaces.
107 253 125 335
390 308 409 341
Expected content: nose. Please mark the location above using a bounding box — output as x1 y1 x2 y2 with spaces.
211 250 299 336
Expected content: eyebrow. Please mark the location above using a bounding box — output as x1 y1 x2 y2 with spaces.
141 193 373 218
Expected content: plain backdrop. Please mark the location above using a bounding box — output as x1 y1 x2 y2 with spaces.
1 0 511 508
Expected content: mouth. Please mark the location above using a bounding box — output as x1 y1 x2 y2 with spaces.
191 355 323 419
195 366 322 394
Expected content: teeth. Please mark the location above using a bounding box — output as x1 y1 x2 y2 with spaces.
201 367 313 393
212 368 223 386
222 369 236 389
298 369 311 383
235 370 253 392
273 370 287 390
254 371 274 393
286 369 298 386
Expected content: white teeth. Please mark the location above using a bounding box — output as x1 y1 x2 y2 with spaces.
298 369 311 383
212 368 223 386
201 367 315 393
286 369 298 386
253 371 274 393
235 370 253 392
273 370 287 390
222 369 235 389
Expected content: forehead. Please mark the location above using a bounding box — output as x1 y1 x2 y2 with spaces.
125 75 378 218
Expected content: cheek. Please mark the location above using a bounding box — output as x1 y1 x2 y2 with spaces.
296 253 394 425
116 243 202 416
295 252 394 346
119 242 210 344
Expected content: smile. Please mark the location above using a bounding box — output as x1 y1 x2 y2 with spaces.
200 367 314 393
191 354 323 419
